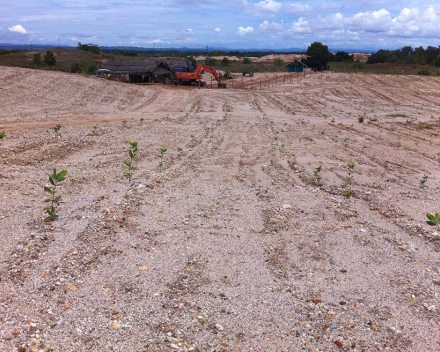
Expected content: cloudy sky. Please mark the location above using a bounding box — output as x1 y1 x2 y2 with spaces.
1 0 440 50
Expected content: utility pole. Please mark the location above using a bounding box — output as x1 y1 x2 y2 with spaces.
57 37 59 47
206 45 208 65
153 42 155 60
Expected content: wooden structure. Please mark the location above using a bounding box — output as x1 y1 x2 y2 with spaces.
99 60 173 83
287 59 304 73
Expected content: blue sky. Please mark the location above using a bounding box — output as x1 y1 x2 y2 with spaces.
1 0 440 50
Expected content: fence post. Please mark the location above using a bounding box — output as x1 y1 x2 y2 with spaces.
283 74 285 84
290 73 291 83
269 77 270 87
211 76 212 89
251 77 253 90
260 79 262 90
232 78 233 89
276 76 278 86
242 76 243 89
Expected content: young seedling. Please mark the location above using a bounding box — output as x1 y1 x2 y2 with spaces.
139 118 145 126
426 213 440 234
121 120 127 129
279 144 285 158
289 153 297 167
177 147 183 159
91 125 98 136
311 165 322 184
159 148 167 172
420 174 429 187
342 163 355 198
54 124 63 138
43 168 67 221
123 141 138 181
0 131 5 156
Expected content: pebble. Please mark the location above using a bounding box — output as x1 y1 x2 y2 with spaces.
282 204 291 209
111 322 121 329
170 343 179 349
178 303 185 310
190 302 196 308
268 218 278 224
215 324 224 331
4 330 14 340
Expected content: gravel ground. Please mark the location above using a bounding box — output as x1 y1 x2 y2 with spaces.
1 66 440 352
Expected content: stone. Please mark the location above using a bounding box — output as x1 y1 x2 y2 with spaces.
215 324 224 331
170 343 179 349
111 322 121 329
4 330 14 340
67 284 78 291
178 303 185 310
268 218 278 224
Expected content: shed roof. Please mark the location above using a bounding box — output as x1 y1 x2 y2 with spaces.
100 60 172 75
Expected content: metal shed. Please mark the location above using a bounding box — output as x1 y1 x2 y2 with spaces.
99 60 173 83
287 60 304 73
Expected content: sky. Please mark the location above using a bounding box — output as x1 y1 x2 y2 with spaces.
1 0 440 51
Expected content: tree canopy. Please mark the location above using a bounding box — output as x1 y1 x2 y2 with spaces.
77 42 101 54
301 42 331 71
367 45 440 66
44 51 56 66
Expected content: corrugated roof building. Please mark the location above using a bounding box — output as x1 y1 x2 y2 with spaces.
99 60 174 83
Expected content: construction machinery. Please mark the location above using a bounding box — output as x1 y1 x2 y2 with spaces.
175 64 226 88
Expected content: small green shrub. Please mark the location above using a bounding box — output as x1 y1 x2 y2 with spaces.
123 142 138 181
358 115 364 123
53 124 62 137
426 213 440 232
417 69 431 76
311 165 322 184
44 169 67 221
44 50 56 66
159 148 167 172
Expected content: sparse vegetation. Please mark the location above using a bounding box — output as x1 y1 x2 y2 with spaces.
159 148 167 172
311 165 322 184
53 124 63 138
43 169 67 221
426 213 440 232
123 142 138 181
420 174 429 187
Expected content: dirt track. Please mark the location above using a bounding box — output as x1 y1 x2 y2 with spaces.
1 66 440 351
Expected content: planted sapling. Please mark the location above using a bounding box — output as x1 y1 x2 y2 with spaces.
44 168 67 221
92 125 98 136
279 144 285 158
0 131 5 156
123 141 138 181
159 148 167 172
54 124 63 138
342 163 355 198
177 147 183 159
311 165 322 184
289 153 297 167
121 120 127 128
426 213 440 235
420 174 429 187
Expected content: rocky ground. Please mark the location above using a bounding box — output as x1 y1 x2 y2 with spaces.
1 66 440 352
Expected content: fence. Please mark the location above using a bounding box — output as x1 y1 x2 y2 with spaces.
206 70 331 90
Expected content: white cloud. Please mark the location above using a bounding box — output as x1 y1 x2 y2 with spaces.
258 20 284 34
286 17 312 35
214 28 221 32
283 3 312 16
236 26 255 36
8 24 27 33
242 0 282 16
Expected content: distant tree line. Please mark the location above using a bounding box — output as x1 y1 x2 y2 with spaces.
367 46 440 66
77 42 101 54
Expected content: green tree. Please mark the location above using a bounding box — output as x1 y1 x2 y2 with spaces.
44 50 56 66
242 57 252 64
77 42 101 54
301 42 331 71
274 58 284 66
71 62 81 73
221 57 231 66
86 61 98 74
33 53 42 65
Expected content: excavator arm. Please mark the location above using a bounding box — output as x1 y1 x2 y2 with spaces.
194 65 222 83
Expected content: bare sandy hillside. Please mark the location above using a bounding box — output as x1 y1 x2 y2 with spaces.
1 66 440 352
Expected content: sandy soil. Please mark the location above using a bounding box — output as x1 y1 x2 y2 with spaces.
1 66 440 352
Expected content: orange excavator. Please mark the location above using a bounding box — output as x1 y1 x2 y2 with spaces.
175 64 225 88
